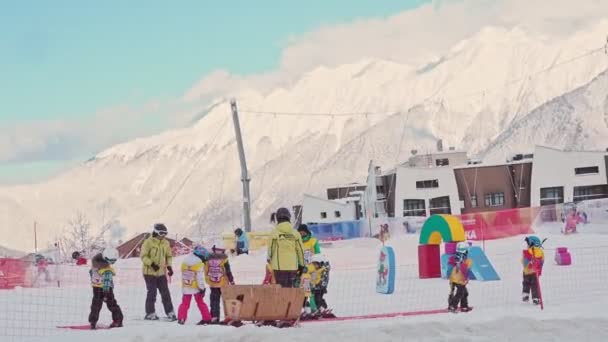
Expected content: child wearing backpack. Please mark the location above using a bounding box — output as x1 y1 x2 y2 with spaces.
522 236 545 305
88 248 123 329
447 242 473 313
177 245 212 325
204 246 235 323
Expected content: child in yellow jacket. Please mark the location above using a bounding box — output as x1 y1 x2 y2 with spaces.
205 246 235 323
447 243 473 313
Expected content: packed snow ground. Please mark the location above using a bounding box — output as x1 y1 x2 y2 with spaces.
2 225 608 341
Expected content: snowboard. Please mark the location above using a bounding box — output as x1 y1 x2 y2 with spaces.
57 324 113 330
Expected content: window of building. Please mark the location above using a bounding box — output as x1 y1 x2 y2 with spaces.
429 196 451 215
320 212 327 219
573 185 608 202
403 199 426 217
470 194 478 208
435 158 449 166
416 179 439 189
484 192 505 207
540 187 564 206
334 210 341 218
575 166 599 175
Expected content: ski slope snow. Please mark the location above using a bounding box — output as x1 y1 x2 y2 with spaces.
2 227 608 341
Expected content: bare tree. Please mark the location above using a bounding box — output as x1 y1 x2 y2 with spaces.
58 211 110 259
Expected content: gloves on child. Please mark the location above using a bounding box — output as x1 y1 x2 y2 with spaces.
150 263 160 272
167 266 174 277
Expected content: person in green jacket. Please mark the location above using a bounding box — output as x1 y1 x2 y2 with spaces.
267 208 305 288
140 223 176 320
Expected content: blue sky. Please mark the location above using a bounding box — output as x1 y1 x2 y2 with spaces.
0 0 429 184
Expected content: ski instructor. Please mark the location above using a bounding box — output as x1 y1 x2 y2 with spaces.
267 207 306 288
140 223 177 321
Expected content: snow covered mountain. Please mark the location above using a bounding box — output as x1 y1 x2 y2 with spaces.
2 21 608 250
481 68 608 160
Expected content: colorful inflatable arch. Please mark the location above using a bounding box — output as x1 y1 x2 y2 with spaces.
418 214 466 245
418 214 466 279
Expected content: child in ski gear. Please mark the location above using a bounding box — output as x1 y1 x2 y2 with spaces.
268 208 306 288
205 245 235 323
522 236 545 304
177 245 212 325
88 248 123 329
564 210 579 234
310 254 331 315
300 265 315 316
233 228 249 255
141 223 176 321
298 224 321 265
448 242 472 312
262 261 275 285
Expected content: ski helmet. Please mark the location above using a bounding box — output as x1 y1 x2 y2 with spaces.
525 236 541 247
193 244 209 259
102 248 119 264
275 207 291 221
153 223 168 236
456 242 469 255
311 254 328 264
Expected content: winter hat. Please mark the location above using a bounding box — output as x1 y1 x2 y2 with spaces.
234 228 243 236
297 224 310 234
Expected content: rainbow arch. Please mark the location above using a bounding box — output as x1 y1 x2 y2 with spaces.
419 214 466 245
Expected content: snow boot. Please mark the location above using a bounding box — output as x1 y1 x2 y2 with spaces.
448 306 457 313
166 312 177 321
196 319 211 325
90 323 96 330
533 298 540 305
177 319 185 325
460 307 472 312
145 313 159 320
522 294 529 302
109 321 122 328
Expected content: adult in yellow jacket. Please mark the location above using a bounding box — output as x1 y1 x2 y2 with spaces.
140 224 176 320
267 207 305 288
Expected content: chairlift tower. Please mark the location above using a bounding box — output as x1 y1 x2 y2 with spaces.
230 99 252 232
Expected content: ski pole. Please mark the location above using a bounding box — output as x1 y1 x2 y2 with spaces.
534 271 544 310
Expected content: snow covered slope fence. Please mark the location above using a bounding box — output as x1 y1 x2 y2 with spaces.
2 234 608 341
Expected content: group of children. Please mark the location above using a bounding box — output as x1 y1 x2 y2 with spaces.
446 235 545 313
88 232 546 327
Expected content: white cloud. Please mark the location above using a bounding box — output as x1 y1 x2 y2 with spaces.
183 0 608 101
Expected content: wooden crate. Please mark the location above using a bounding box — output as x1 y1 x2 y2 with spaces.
222 285 304 321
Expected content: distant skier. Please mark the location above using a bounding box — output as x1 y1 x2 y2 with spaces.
177 245 212 325
522 236 544 305
447 242 473 313
233 228 249 255
88 248 123 329
564 209 579 234
204 245 235 324
140 223 176 321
